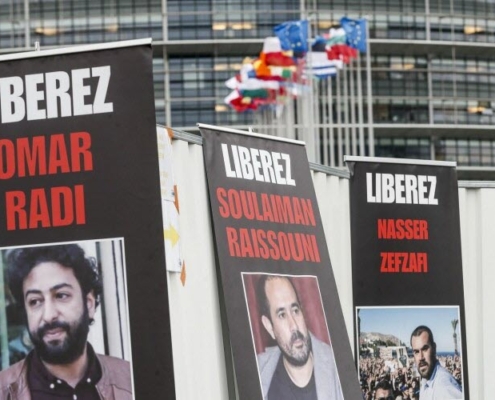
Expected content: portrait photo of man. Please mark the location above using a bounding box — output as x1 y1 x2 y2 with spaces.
243 273 343 400
411 325 463 400
357 306 464 400
0 241 133 399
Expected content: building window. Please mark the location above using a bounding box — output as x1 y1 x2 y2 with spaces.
436 138 495 166
375 137 431 159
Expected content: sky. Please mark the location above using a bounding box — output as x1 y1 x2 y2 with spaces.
358 306 461 353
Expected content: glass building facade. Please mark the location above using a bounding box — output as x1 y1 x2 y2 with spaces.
1 0 495 174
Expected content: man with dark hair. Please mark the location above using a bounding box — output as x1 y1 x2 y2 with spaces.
410 325 462 400
256 274 343 400
0 244 132 400
374 380 394 400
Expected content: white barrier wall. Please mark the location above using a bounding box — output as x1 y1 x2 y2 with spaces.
458 184 495 400
167 130 495 400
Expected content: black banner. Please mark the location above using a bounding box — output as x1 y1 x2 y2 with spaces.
347 157 468 400
201 125 361 400
0 41 175 398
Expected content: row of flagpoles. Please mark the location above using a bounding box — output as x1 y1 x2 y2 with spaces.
224 17 375 166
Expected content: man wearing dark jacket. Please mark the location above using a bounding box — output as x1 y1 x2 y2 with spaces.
0 244 132 399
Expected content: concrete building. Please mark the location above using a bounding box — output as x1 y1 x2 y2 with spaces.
2 0 494 179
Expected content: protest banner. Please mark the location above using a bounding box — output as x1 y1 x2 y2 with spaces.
0 39 175 398
346 156 468 400
201 124 361 399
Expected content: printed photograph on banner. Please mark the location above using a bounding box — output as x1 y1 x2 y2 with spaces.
357 306 464 400
0 239 134 399
243 273 344 400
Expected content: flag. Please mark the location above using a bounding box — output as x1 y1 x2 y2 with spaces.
239 88 270 99
312 36 327 52
262 52 295 67
224 90 253 112
326 27 347 47
224 90 273 112
306 52 339 78
306 43 343 79
340 17 367 53
269 65 296 79
273 20 309 54
225 63 255 89
253 58 296 81
311 37 343 70
226 77 280 91
326 44 358 64
224 63 281 91
262 36 283 53
260 37 296 67
321 25 358 64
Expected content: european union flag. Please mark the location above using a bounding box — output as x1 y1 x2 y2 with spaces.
340 17 367 53
274 20 309 54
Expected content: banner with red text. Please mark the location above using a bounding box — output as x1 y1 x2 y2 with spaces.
200 124 361 400
0 40 175 398
346 156 468 400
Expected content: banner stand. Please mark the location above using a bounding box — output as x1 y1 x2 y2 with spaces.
346 155 469 400
201 123 361 399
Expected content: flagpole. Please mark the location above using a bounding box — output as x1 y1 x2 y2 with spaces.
274 104 278 137
350 57 357 155
278 101 283 138
275 102 279 137
306 79 315 162
365 18 375 156
357 52 365 155
328 78 333 166
270 106 273 136
284 88 289 139
328 78 335 166
322 79 328 165
274 108 278 138
306 16 316 163
336 70 343 166
263 107 267 136
287 82 294 140
255 110 265 133
297 81 303 141
314 78 320 164
260 108 264 135
300 65 306 142
267 107 272 136
343 61 350 157
263 108 268 136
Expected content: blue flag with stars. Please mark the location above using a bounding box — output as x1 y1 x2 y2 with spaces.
273 20 309 54
340 17 367 53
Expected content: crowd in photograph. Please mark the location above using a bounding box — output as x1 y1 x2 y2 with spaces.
359 354 463 399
